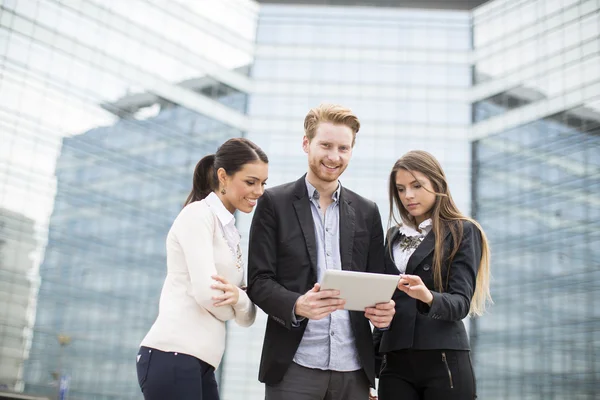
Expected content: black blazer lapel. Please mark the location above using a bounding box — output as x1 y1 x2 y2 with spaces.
404 228 452 274
339 190 355 271
292 177 318 277
405 232 434 275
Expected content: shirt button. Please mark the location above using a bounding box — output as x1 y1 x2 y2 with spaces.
326 252 331 256
330 331 335 336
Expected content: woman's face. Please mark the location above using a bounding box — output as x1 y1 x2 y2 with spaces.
395 168 437 226
219 161 268 214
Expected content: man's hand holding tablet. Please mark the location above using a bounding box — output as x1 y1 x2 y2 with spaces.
295 283 346 320
320 270 398 328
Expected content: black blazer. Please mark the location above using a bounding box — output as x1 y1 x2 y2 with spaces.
374 220 482 371
247 175 385 386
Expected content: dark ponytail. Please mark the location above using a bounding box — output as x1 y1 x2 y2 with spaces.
184 138 268 207
184 154 216 206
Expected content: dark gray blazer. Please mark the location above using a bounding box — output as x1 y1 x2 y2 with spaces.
247 175 385 386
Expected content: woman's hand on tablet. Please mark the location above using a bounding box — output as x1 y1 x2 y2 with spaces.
397 274 434 306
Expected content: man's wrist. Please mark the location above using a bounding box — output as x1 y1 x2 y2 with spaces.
294 296 303 318
293 297 306 322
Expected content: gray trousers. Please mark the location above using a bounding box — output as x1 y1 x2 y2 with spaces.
265 362 370 400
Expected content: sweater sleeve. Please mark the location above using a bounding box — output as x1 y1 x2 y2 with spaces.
232 288 256 327
173 203 235 322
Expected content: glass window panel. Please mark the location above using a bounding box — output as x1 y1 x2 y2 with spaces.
583 55 600 83
406 101 428 123
14 0 37 19
35 0 61 28
27 41 52 72
6 33 29 64
447 28 471 51
0 29 9 56
581 12 600 40
377 27 401 48
11 13 35 37
0 9 15 28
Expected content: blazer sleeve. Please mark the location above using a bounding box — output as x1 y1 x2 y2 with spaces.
383 226 400 275
173 204 235 322
372 325 384 378
417 221 482 321
232 288 256 327
373 227 400 378
366 202 385 274
247 190 302 330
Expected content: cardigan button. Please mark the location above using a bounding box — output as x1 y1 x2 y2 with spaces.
423 264 431 271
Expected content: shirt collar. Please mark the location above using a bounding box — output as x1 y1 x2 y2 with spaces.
399 218 433 237
305 177 341 202
205 192 235 227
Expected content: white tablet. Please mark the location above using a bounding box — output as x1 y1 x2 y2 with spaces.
320 270 400 311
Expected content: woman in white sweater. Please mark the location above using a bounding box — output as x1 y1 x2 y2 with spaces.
136 138 268 400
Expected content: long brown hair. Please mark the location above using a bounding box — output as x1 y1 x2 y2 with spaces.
184 138 268 207
387 150 491 316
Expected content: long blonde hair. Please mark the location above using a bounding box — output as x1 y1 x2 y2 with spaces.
388 150 492 316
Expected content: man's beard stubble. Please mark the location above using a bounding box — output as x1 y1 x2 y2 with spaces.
308 158 347 183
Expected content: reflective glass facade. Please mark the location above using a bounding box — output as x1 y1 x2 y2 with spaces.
25 104 245 399
471 0 600 134
0 209 36 392
471 0 600 398
472 107 600 399
249 5 473 196
0 0 256 398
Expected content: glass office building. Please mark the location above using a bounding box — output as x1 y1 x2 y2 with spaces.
0 0 256 398
25 100 246 399
472 108 600 400
470 0 600 398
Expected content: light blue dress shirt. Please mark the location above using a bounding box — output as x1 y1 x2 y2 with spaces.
292 179 362 372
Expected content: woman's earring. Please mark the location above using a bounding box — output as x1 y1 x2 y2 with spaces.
221 187 226 195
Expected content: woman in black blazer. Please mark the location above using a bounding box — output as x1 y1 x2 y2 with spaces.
374 150 491 400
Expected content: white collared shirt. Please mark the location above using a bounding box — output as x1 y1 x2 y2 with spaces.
393 219 433 273
205 192 242 267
